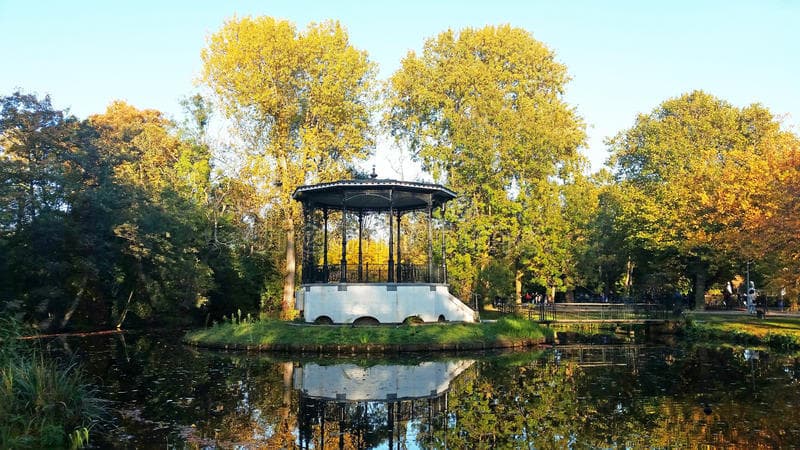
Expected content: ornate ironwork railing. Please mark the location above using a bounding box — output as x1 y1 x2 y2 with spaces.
303 263 445 284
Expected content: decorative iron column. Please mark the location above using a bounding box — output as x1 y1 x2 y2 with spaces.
357 210 364 282
340 195 347 283
427 195 434 283
302 204 312 283
323 208 329 282
388 189 394 282
388 402 394 450
441 205 447 284
309 207 317 282
396 212 402 282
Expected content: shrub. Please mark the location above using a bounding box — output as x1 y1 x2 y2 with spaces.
0 316 28 365
0 317 106 449
764 333 800 351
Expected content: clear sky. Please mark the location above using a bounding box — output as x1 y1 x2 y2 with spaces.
1 0 798 172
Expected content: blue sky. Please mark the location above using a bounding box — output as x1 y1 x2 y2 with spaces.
1 0 798 172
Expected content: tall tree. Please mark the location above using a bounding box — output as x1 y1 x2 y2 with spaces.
86 101 215 327
708 109 800 302
579 175 670 301
0 92 83 327
384 25 585 302
0 92 75 230
608 91 794 307
556 168 603 300
201 16 377 317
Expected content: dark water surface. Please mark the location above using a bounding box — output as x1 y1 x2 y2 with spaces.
46 331 800 448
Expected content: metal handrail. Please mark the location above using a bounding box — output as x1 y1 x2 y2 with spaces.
304 263 445 284
523 302 671 322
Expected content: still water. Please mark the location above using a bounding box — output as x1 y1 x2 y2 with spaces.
47 331 800 448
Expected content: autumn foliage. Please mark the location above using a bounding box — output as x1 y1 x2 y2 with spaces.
2 17 800 331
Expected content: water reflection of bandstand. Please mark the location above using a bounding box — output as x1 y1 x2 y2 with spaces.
295 360 475 449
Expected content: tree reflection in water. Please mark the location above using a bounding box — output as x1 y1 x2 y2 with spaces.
297 394 453 449
294 360 476 449
49 332 800 448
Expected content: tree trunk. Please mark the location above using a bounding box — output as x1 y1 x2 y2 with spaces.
694 268 706 310
60 275 88 330
272 362 295 447
116 289 134 329
282 362 293 408
624 256 635 297
689 257 708 310
282 215 296 318
514 269 523 304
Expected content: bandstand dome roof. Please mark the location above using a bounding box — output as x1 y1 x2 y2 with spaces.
292 178 457 213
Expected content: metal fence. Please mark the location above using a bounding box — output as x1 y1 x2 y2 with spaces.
521 302 672 323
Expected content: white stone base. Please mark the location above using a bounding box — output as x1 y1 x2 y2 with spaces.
296 283 477 324
294 359 476 401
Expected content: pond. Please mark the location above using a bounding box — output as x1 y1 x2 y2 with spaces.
46 331 800 448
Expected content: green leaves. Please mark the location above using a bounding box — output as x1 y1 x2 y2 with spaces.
0 92 76 229
385 25 586 301
386 25 583 186
0 93 225 330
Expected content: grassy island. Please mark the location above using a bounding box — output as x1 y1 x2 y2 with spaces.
184 316 553 353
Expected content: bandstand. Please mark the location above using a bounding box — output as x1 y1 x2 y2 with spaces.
292 174 476 324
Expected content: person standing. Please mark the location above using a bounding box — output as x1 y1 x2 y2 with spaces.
747 281 757 314
723 282 734 309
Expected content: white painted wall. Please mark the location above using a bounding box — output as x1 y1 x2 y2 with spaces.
294 359 476 401
296 283 476 324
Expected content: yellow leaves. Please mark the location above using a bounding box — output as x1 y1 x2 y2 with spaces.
386 24 583 187
202 17 300 117
201 16 377 312
202 16 375 191
610 92 800 262
89 101 190 196
324 239 392 266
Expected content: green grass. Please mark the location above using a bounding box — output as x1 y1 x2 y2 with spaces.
476 309 506 320
684 312 800 350
184 316 553 349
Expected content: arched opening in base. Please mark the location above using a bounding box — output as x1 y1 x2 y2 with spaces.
313 316 334 325
402 315 424 325
353 316 380 326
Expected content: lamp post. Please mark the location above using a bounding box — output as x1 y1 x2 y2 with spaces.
746 261 750 302
746 261 751 314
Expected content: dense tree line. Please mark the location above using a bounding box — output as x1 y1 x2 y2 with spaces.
0 93 275 331
2 17 799 331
